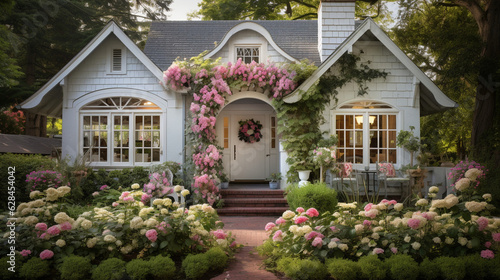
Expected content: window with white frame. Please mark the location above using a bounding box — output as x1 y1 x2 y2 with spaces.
334 101 397 166
236 46 260 63
81 97 162 165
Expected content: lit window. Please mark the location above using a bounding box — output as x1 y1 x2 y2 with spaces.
236 47 260 63
81 97 161 165
335 102 397 165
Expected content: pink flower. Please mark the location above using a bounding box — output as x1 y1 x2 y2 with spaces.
330 226 338 232
363 220 372 227
477 217 489 231
294 216 309 224
35 223 47 231
275 217 286 225
212 229 227 239
364 209 379 218
47 225 61 236
480 249 495 259
485 242 492 248
40 249 54 260
145 229 158 242
230 241 237 248
265 222 276 231
112 202 119 207
364 203 373 212
39 233 47 239
20 250 31 257
273 230 283 242
100 185 108 190
296 207 305 213
305 231 324 241
407 218 421 230
373 248 384 254
391 247 398 254
312 237 323 248
59 222 72 231
493 233 500 242
305 208 319 217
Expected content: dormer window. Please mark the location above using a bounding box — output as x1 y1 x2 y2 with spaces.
236 46 260 63
108 48 126 74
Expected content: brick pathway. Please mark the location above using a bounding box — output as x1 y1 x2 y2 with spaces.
211 216 283 280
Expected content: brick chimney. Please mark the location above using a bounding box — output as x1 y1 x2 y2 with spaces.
318 0 356 62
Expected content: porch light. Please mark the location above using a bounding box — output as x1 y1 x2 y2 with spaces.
144 101 153 105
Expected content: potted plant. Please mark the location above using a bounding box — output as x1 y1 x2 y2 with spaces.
396 126 421 167
219 172 229 189
268 173 282 189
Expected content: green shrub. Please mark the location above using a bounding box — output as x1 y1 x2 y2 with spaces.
0 256 19 279
91 258 126 280
277 257 327 280
462 255 487 280
384 254 419 280
205 247 228 272
357 255 386 280
182 253 210 279
326 258 359 280
286 183 337 213
484 255 500 279
125 259 151 280
149 255 176 279
434 256 466 280
0 153 56 210
59 255 92 280
419 258 441 280
19 257 51 280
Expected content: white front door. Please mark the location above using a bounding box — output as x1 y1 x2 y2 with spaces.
230 114 268 180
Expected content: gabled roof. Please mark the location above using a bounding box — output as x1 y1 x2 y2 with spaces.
283 18 458 115
20 21 163 118
144 20 321 70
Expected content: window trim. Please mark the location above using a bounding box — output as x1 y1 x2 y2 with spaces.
235 45 261 64
332 105 400 169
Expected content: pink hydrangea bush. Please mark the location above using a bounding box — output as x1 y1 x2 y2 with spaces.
261 169 499 263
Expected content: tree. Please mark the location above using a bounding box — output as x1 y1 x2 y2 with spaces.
392 2 480 161
190 0 394 25
0 0 22 88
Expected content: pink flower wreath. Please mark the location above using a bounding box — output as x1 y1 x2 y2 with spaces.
238 119 263 143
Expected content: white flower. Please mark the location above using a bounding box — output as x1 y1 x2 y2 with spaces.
29 191 42 199
415 199 429 207
361 237 370 244
464 168 482 181
371 233 380 240
404 235 411 243
174 185 183 192
181 189 190 197
81 219 92 230
394 203 404 211
24 216 39 226
455 178 471 191
445 237 454 244
458 237 468 246
411 242 421 250
483 193 492 201
56 239 66 247
54 212 72 224
115 240 123 247
328 241 338 249
131 183 140 189
282 210 295 219
216 239 228 247
465 201 488 212
121 244 133 254
433 237 441 244
86 238 97 248
130 217 144 229
104 235 116 243
338 244 348 251
429 186 439 193
354 224 364 234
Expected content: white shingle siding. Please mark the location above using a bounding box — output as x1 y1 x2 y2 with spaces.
318 1 356 62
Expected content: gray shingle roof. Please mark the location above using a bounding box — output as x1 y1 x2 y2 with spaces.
144 20 320 70
0 134 61 155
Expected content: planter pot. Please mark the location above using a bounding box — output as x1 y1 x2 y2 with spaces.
269 181 279 189
297 170 311 188
220 182 229 189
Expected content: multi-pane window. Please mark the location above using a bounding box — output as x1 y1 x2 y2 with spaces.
335 101 398 166
81 97 161 165
271 116 277 149
236 47 260 63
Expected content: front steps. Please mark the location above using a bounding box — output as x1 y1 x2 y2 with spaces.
217 189 289 216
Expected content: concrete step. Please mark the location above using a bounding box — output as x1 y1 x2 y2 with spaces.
220 189 285 199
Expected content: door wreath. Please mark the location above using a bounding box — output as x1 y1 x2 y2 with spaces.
238 119 263 143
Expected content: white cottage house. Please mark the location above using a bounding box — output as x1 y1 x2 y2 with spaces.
20 0 456 184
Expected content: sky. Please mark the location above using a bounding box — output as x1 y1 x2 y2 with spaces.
167 0 203 20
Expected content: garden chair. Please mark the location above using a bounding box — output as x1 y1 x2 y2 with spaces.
377 162 410 199
148 165 185 205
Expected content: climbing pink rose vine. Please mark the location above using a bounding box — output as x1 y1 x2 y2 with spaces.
163 57 299 205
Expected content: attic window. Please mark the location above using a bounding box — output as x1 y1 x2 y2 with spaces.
236 47 260 63
108 48 126 74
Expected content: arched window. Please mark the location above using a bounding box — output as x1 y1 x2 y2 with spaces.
333 101 398 166
80 97 162 165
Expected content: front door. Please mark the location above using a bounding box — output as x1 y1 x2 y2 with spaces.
230 114 268 180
